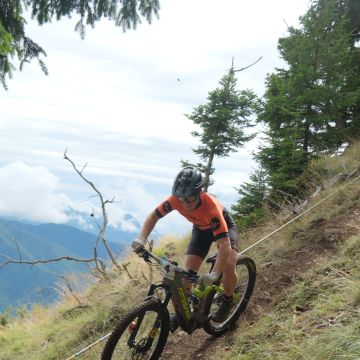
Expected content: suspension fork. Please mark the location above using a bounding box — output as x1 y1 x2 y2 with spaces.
127 284 172 350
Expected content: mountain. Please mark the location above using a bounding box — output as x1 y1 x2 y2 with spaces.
63 208 141 244
0 218 128 312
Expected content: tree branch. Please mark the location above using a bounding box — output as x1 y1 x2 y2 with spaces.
64 150 122 272
0 254 96 269
232 56 263 73
60 275 85 307
13 237 22 262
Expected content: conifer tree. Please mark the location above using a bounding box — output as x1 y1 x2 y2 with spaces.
185 68 258 191
255 0 360 196
0 0 160 89
231 167 269 229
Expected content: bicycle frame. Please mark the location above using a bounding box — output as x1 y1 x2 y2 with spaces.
139 249 225 334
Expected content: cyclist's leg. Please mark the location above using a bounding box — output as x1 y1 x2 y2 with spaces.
212 220 238 322
221 212 239 297
185 225 213 269
170 227 212 331
184 226 213 290
222 247 238 296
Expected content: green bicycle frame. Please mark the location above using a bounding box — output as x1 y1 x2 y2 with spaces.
193 284 240 303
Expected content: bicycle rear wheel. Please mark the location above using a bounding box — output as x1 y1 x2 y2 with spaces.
101 298 170 360
202 255 256 336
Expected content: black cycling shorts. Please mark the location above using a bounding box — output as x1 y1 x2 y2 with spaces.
186 210 238 259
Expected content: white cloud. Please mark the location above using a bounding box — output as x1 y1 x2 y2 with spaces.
0 162 70 223
0 161 186 234
0 0 311 234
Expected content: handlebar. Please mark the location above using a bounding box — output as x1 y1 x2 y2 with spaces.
137 248 199 283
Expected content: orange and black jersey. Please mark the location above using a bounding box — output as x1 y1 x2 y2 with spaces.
154 192 229 241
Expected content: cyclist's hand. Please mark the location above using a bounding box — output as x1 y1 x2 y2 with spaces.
131 237 146 253
197 272 220 287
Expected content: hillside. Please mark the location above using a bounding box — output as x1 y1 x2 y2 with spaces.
0 145 360 359
0 219 124 311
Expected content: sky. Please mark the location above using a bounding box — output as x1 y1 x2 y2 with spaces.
0 0 311 236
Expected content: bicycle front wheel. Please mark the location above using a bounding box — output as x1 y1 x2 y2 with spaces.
101 298 170 360
202 255 256 336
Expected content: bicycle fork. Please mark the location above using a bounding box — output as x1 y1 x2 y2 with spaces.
126 284 172 353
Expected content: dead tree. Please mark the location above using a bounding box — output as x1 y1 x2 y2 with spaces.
64 150 122 273
0 151 132 281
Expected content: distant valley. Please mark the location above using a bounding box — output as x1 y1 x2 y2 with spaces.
0 217 138 312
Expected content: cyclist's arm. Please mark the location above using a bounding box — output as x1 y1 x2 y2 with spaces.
213 236 231 274
138 211 160 239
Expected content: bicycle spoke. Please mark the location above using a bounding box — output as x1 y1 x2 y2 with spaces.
202 256 256 336
103 300 167 360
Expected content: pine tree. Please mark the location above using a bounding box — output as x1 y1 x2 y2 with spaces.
186 68 258 191
255 0 360 196
0 0 160 89
231 167 269 229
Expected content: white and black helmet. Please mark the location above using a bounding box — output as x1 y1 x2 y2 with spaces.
172 166 203 198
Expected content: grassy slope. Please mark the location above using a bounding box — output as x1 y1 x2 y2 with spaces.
0 143 360 360
208 143 360 360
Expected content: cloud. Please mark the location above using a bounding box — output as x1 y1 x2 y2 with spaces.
0 161 188 235
0 162 142 232
0 0 311 235
0 162 70 223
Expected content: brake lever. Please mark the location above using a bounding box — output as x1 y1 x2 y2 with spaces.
138 249 151 263
184 269 199 283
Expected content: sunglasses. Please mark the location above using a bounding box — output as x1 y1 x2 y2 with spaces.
179 195 198 204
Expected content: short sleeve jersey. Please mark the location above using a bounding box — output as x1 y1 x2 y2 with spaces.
154 192 229 241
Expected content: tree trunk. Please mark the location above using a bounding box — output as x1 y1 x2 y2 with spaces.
204 150 215 192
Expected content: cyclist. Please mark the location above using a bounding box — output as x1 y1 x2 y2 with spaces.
132 166 239 324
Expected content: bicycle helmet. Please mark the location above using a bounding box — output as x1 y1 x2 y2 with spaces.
172 166 203 198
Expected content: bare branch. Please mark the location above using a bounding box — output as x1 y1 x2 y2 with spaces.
0 254 96 269
0 151 124 282
60 275 84 307
80 162 88 174
64 150 122 272
232 56 263 73
148 239 154 283
122 261 137 284
13 237 22 262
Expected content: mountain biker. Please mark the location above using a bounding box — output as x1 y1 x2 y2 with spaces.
132 166 239 324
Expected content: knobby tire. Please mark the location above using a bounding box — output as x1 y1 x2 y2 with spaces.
202 255 256 336
101 298 170 360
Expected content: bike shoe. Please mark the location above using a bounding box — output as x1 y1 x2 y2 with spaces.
170 313 179 333
212 296 233 323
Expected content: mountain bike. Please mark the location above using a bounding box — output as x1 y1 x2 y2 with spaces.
101 248 256 360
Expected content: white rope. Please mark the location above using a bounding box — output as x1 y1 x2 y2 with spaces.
239 173 360 255
64 332 111 359
63 173 360 359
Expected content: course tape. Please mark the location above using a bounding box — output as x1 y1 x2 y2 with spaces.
65 173 360 358
239 173 360 255
64 332 111 359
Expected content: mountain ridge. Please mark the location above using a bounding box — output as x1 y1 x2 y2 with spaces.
0 217 131 311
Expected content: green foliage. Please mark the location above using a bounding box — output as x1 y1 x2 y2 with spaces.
0 0 160 89
188 70 257 158
232 167 269 229
242 0 360 207
0 0 46 90
152 241 176 258
0 306 13 326
0 22 13 55
186 68 259 190
26 0 160 33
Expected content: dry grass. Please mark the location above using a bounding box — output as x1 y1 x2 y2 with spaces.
1 141 360 359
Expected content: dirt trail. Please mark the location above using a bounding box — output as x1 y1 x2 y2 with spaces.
160 208 360 360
